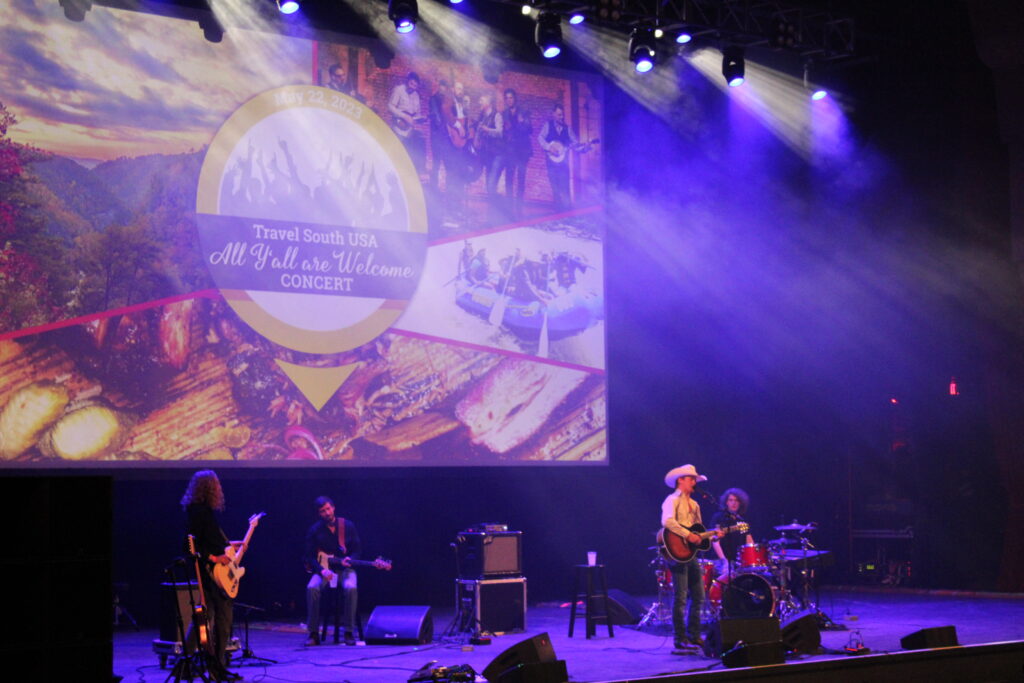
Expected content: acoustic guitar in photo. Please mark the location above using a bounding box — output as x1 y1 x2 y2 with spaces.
393 112 428 136
657 522 749 564
546 137 600 164
212 512 265 598
316 551 393 588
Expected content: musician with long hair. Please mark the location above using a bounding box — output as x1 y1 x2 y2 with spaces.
710 487 755 580
181 469 240 679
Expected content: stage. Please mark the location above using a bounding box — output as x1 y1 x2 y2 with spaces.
111 587 1024 682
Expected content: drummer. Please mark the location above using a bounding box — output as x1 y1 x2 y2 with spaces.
710 488 754 582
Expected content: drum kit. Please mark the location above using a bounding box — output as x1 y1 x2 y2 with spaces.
640 521 833 629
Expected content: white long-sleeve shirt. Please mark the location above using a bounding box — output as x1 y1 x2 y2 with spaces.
661 489 702 538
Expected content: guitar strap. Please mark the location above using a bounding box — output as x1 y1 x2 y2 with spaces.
336 517 347 556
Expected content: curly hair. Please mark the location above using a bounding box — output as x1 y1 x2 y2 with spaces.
719 487 749 515
181 470 225 511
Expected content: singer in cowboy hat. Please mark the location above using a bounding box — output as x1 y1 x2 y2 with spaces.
660 464 714 651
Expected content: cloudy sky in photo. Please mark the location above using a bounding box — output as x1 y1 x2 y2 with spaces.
0 0 312 161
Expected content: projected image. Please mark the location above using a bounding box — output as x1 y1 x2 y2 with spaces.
0 4 606 467
316 44 604 237
0 297 605 463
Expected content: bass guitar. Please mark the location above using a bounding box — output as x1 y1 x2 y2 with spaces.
316 551 392 588
212 512 265 599
657 522 749 564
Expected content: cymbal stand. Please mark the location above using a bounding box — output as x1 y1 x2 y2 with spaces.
637 557 672 630
795 536 844 630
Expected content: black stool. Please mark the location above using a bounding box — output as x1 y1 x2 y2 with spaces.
568 564 614 638
320 583 363 644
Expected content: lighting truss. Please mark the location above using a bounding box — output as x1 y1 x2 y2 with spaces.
501 0 856 62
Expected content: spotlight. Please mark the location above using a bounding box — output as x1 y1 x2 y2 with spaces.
59 0 91 22
653 27 664 39
450 0 465 4
568 12 585 25
722 45 745 86
675 29 692 44
770 16 799 49
804 62 829 100
628 27 657 73
521 3 533 16
277 0 300 14
388 0 418 33
535 12 563 59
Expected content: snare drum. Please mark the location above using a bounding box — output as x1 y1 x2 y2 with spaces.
737 543 771 569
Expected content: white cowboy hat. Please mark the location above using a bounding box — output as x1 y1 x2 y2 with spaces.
664 464 707 488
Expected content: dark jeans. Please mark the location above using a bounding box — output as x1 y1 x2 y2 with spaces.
545 159 570 210
671 560 705 643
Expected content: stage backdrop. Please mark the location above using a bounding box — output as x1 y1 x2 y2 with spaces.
0 2 606 467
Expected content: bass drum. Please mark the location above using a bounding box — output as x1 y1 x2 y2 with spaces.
721 571 777 619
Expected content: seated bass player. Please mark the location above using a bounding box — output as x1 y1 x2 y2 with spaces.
304 495 361 646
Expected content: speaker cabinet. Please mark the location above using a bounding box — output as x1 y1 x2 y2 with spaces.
604 589 645 625
482 631 557 682
722 640 786 668
159 581 200 641
493 660 568 683
457 577 527 634
455 532 522 578
704 616 781 657
781 611 822 653
364 605 433 644
900 625 959 650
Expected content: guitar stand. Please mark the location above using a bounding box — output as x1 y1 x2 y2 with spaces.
163 562 224 683
231 602 276 666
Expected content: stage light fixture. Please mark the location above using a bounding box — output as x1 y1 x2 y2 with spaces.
803 62 829 100
770 16 799 49
722 45 745 86
450 0 465 4
675 29 692 44
629 27 657 73
521 3 533 16
199 13 224 43
59 0 92 22
535 12 563 59
653 27 664 39
388 0 418 33
277 0 300 14
568 12 585 25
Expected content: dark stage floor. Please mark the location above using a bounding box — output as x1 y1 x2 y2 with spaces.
113 588 1024 682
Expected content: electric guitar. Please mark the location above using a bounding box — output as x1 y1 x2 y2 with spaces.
546 137 599 164
316 551 392 588
657 522 749 564
212 512 265 598
187 534 215 656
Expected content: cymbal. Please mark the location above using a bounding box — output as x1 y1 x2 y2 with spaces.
774 522 817 532
768 537 798 545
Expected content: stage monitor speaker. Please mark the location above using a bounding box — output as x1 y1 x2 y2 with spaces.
605 589 645 625
781 611 821 654
482 631 556 682
364 605 433 645
722 640 785 668
900 625 959 650
493 660 568 683
456 532 522 578
704 616 781 657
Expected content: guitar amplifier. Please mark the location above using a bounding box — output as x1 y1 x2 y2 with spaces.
456 577 527 635
455 531 522 579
